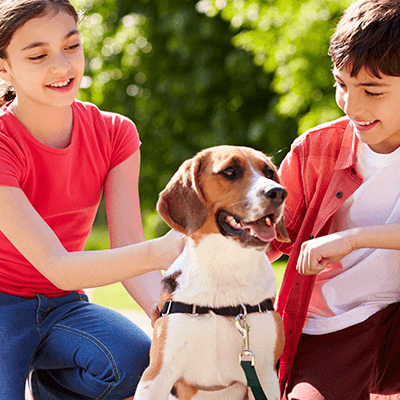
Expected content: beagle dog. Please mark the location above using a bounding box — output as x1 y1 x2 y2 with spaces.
135 145 289 400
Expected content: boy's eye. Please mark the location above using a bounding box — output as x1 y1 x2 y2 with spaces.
334 82 346 89
365 90 383 98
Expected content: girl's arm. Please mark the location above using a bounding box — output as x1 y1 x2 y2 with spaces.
297 223 400 275
104 150 164 320
0 165 183 291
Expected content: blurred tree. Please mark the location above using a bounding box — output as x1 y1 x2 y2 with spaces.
202 0 353 133
72 0 351 237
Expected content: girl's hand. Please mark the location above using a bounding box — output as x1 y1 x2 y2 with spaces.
149 303 160 328
296 232 354 275
154 229 185 271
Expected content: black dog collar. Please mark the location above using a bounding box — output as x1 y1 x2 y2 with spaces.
159 298 274 318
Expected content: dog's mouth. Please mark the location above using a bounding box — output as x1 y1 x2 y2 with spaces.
216 210 277 244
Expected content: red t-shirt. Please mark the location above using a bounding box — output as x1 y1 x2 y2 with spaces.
0 100 140 298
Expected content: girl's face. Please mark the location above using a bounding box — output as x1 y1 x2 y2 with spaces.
0 10 84 111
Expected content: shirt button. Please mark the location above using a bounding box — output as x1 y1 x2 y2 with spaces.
336 191 343 198
309 235 314 240
351 168 356 175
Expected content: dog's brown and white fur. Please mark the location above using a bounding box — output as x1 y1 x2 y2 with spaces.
135 146 289 400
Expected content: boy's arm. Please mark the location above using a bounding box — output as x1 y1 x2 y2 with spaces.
267 141 305 261
267 245 283 263
297 223 400 275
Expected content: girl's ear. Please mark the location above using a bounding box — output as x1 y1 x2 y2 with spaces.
0 59 11 82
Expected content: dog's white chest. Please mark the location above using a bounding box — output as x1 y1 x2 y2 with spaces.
170 235 277 308
165 311 278 386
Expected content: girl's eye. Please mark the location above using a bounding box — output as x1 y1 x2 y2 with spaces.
66 43 80 51
29 54 46 61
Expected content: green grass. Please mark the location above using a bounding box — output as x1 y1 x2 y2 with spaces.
91 282 144 311
86 226 287 311
84 225 110 251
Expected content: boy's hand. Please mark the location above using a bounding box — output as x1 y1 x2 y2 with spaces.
297 233 354 275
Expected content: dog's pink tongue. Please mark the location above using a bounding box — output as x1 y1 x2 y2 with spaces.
241 219 276 242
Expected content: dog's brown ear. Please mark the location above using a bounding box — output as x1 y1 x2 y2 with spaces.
157 154 207 235
275 217 290 243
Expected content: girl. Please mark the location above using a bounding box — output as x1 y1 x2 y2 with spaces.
0 0 183 399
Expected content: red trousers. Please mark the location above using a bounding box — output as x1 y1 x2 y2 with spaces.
286 303 400 400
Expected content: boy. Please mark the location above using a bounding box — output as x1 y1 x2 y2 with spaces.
270 0 400 399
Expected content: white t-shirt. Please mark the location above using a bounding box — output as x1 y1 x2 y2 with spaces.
303 141 400 335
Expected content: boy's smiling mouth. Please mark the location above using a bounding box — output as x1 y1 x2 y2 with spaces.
352 119 379 131
357 120 376 126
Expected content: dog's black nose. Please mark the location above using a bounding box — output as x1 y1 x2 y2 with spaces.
264 187 287 206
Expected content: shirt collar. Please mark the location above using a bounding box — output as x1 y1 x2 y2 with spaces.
334 118 359 171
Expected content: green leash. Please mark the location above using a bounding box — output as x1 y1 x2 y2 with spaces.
236 310 269 400
240 359 268 400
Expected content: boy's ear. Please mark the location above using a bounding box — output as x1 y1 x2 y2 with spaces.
0 59 11 82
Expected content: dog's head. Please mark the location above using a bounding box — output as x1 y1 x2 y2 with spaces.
157 145 289 248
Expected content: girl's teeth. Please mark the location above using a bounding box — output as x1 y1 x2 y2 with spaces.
50 79 71 87
358 120 375 126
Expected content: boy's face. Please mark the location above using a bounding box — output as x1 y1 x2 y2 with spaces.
334 66 400 154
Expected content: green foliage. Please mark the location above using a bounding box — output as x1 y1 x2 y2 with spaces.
201 0 352 133
72 0 351 237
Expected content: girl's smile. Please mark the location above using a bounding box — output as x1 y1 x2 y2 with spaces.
46 77 75 92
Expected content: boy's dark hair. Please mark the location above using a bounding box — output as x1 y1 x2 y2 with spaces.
329 0 400 78
0 0 79 106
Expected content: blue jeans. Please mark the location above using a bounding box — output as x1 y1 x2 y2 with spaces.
0 291 151 399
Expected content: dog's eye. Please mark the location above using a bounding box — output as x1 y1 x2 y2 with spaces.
264 169 275 179
223 167 237 177
220 165 243 180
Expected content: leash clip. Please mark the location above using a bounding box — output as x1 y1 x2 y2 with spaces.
236 311 255 366
236 306 269 399
240 350 256 367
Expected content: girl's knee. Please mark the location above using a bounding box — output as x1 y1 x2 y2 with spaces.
105 335 150 399
106 332 151 388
